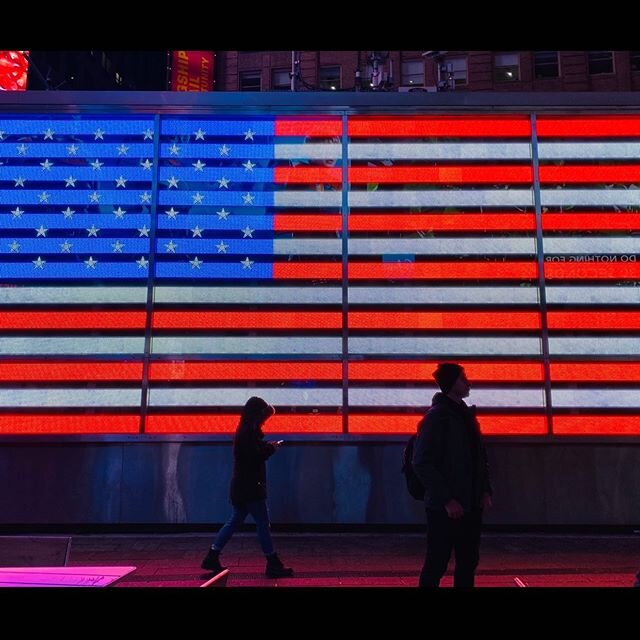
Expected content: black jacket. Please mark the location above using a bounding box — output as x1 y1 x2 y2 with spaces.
412 392 492 512
229 427 276 505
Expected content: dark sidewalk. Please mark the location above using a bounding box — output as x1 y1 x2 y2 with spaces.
64 531 640 587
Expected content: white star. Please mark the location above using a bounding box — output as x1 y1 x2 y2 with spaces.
62 207 75 219
140 159 153 170
91 159 103 170
165 207 179 219
89 191 101 203
242 226 255 238
243 128 255 141
242 192 255 205
138 226 150 237
191 226 204 238
60 241 73 253
143 128 154 140
17 143 28 155
40 159 53 170
192 159 206 171
35 225 48 237
194 128 206 140
169 143 181 156
140 192 152 203
94 128 105 140
32 256 46 269
0 130 5 141
219 144 230 156
113 207 127 218
87 225 100 237
167 176 179 189
43 128 55 140
190 256 203 269
67 144 79 155
192 192 204 204
112 241 125 253
9 241 20 252
243 160 256 172
14 176 26 187
11 207 24 218
217 176 230 189
216 241 229 253
84 256 98 269
216 208 230 220
117 144 129 155
64 176 77 187
115 176 127 188
240 257 254 270
165 240 178 253
136 256 149 269
38 191 50 203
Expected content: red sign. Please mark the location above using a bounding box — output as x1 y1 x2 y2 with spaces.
0 51 29 91
170 51 214 91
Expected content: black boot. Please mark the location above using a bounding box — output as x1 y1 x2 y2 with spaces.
201 548 226 572
265 552 293 578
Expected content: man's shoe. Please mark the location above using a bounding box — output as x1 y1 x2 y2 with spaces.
201 549 226 572
265 552 293 578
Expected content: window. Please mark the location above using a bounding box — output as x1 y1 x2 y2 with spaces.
319 66 341 90
272 68 290 91
494 53 520 82
588 51 613 74
534 51 559 78
631 51 640 71
441 56 468 87
239 71 261 91
401 59 424 86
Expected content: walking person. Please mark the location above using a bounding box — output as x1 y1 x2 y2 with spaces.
412 362 493 587
201 396 293 578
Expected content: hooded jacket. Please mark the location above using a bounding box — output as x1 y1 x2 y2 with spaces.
230 427 276 505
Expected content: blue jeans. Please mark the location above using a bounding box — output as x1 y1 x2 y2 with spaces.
212 500 275 556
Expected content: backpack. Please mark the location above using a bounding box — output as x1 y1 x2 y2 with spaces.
401 434 425 500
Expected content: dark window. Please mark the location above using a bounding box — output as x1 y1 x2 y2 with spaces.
319 66 341 90
631 51 640 71
588 51 613 74
239 71 261 91
494 53 520 83
534 51 559 78
271 68 290 91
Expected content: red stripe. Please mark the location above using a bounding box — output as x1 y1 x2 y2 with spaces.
274 167 341 183
275 214 341 232
544 262 640 280
274 263 342 279
150 361 342 381
348 414 547 435
540 165 640 183
0 414 139 434
542 213 640 231
147 414 342 434
553 415 640 435
349 311 540 330
349 166 532 184
548 311 640 330
275 119 342 137
348 261 538 280
349 213 536 232
153 311 341 330
550 362 640 382
0 311 146 330
537 116 640 137
348 117 531 138
0 361 142 381
348 361 545 381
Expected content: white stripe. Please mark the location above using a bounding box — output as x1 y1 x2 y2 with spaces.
274 239 341 255
154 286 341 304
544 237 640 254
349 387 545 407
150 387 341 407
552 388 640 408
546 286 640 305
274 143 341 160
0 337 145 355
0 388 140 408
349 286 539 304
549 337 640 355
348 237 535 255
0 287 146 305
274 191 342 207
349 190 534 208
539 142 640 160
348 142 531 160
349 337 541 355
151 336 342 355
541 189 640 206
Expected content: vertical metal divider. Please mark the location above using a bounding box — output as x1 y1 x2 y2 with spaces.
139 113 162 434
530 113 554 436
341 112 349 434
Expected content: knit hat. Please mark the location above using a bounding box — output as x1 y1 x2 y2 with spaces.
433 362 464 394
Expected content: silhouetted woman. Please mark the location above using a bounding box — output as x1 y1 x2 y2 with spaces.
201 396 293 578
